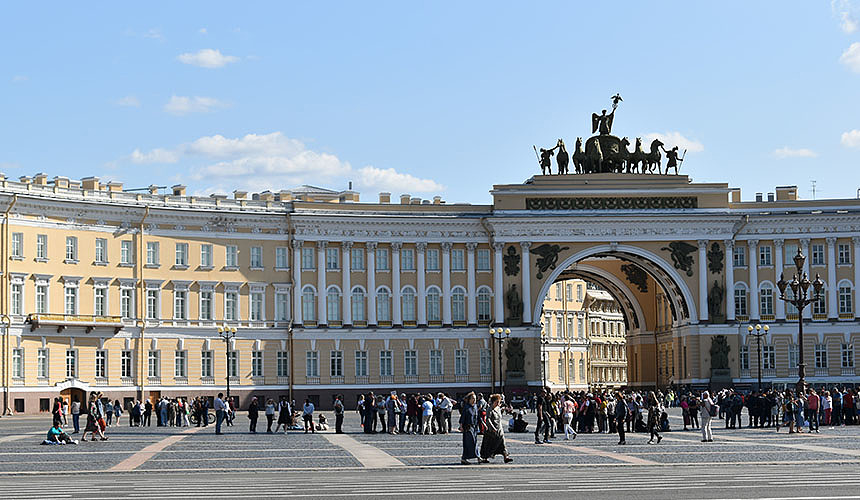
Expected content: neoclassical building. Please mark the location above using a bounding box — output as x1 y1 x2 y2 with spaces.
1 172 859 413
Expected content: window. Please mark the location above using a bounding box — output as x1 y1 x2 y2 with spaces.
429 350 443 376
734 286 748 317
228 351 238 378
175 243 188 267
301 247 315 270
558 358 564 382
451 249 465 271
812 285 826 316
250 290 264 321
556 318 563 338
569 359 575 380
201 351 213 378
120 288 133 319
454 349 468 376
147 351 159 377
401 248 415 271
275 247 288 269
480 349 491 375
94 286 107 316
201 244 213 268
326 287 341 322
200 291 213 320
762 345 775 369
760 285 774 316
355 351 368 377
65 236 78 261
732 245 746 267
330 351 343 377
380 350 393 377
174 351 187 378
477 288 492 323
324 247 339 270
10 283 22 316
302 287 315 322
174 290 187 320
451 287 466 322
839 243 851 264
841 344 854 368
12 348 22 378
784 243 798 264
426 287 441 322
405 350 418 376
275 290 289 321
64 285 78 315
36 234 47 260
250 246 263 268
37 348 48 378
814 344 828 368
66 349 77 378
226 245 238 268
121 350 132 378
351 248 365 270
95 238 108 264
577 317 585 337
402 287 416 322
146 242 159 266
351 287 365 322
476 249 491 271
376 248 390 271
252 351 263 377
789 343 799 369
555 283 562 298
146 288 159 319
426 249 440 271
377 288 391 322
759 245 772 266
811 244 825 266
11 232 22 257
739 345 749 370
567 317 574 338
121 240 133 265
277 352 289 377
566 284 573 301
839 284 853 315
225 291 238 321
578 359 585 381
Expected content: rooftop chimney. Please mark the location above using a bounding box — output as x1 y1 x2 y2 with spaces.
755 192 763 202
233 190 247 200
410 197 421 205
379 192 391 204
172 184 186 196
107 181 123 192
81 177 100 191
433 196 442 205
767 192 774 202
33 173 48 185
400 194 411 205
775 185 797 201
148 185 159 195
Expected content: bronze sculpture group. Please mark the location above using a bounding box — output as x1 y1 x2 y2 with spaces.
535 94 686 176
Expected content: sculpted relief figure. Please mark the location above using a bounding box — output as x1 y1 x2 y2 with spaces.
505 338 526 373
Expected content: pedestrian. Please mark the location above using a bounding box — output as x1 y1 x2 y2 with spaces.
647 392 663 444
62 399 69 426
276 398 291 433
700 391 714 442
534 387 551 444
247 397 259 433
81 394 107 442
459 392 479 465
614 392 627 445
214 393 226 435
480 394 512 463
143 399 152 427
562 394 577 440
334 395 345 433
386 392 398 434
364 392 377 433
70 396 81 434
302 398 315 433
113 400 123 427
421 395 433 434
51 397 63 427
265 399 276 433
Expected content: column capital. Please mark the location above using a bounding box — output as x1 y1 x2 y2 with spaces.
697 239 708 250
723 239 734 250
853 236 860 246
316 241 328 249
342 241 354 251
290 239 303 249
465 242 478 251
492 241 505 252
799 238 810 248
520 241 532 251
747 239 759 248
826 236 837 246
441 242 452 252
774 239 784 248
366 241 378 251
416 242 427 252
391 242 403 251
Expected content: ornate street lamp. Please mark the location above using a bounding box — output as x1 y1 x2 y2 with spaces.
218 325 238 404
776 248 824 392
539 334 550 389
747 323 769 392
489 327 511 396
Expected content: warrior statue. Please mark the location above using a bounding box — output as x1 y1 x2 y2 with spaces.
591 109 615 135
662 146 684 175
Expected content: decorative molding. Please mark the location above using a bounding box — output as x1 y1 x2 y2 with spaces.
525 196 698 210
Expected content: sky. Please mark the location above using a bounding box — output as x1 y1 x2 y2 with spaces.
2 1 860 204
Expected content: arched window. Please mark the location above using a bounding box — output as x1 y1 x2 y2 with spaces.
376 287 391 322
301 286 315 322
734 284 748 317
426 286 441 323
351 287 366 322
401 286 416 322
838 281 853 315
326 286 341 322
451 287 466 322
760 283 774 316
812 283 827 316
477 287 492 323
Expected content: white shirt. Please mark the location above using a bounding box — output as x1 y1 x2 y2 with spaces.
214 397 226 411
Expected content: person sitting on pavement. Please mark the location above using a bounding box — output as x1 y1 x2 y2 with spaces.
43 424 78 445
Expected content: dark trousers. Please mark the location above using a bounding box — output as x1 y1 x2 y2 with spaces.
534 414 550 442
616 416 626 443
266 414 274 432
336 414 344 433
249 416 257 433
72 414 80 433
832 405 842 425
215 409 224 434
143 413 151 426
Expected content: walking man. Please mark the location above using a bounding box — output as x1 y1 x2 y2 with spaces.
615 392 627 445
214 393 226 435
334 395 345 434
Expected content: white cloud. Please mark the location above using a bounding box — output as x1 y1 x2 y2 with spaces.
177 49 239 68
834 0 860 32
115 95 140 107
643 131 704 153
163 95 226 115
841 129 860 147
129 148 179 164
355 166 444 193
772 147 817 158
11 75 27 83
840 42 860 72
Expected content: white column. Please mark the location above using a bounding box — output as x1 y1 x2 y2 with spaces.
367 242 377 326
748 239 759 320
774 239 785 320
698 240 708 322
800 238 811 319
853 237 860 320
342 241 352 326
292 239 303 324
826 237 838 320
317 241 327 326
416 242 427 326
725 240 735 321
493 242 505 326
441 242 452 326
391 242 402 326
521 242 532 325
466 242 477 326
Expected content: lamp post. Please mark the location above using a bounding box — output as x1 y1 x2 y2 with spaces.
539 334 550 389
489 327 511 397
217 325 237 404
747 323 769 392
776 248 824 393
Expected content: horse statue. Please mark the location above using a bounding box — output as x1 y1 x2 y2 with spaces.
644 138 664 174
625 137 645 174
585 137 603 173
572 137 587 174
555 139 569 175
620 137 632 173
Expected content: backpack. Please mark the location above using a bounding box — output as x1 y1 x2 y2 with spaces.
708 402 718 417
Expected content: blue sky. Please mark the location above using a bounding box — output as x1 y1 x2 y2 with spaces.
2 1 860 203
